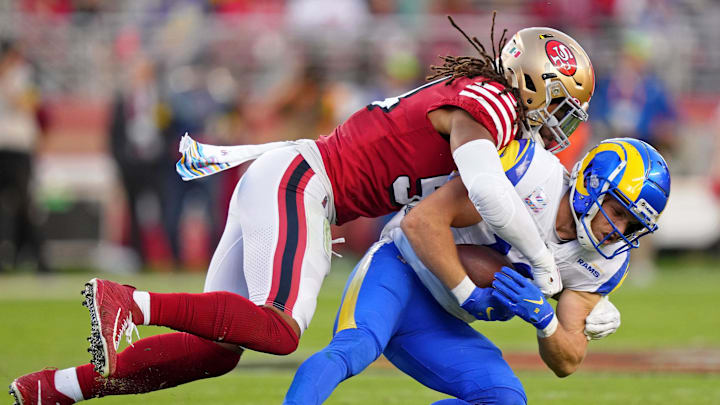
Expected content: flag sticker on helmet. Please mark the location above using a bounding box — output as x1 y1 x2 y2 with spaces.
545 40 577 76
508 45 521 58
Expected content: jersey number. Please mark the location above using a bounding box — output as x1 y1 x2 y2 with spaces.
368 77 445 113
390 175 447 207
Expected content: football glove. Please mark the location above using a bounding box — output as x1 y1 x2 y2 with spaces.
492 267 556 330
584 296 621 340
460 287 515 322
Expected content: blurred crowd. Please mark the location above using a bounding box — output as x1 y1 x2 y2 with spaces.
1 0 719 272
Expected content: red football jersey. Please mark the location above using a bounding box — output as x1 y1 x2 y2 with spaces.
315 76 519 225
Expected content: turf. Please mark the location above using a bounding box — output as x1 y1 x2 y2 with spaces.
1 255 719 404
81 370 720 405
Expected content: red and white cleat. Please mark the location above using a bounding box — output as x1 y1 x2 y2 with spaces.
81 278 143 377
9 369 75 405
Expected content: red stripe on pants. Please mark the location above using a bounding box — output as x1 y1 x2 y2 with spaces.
284 167 314 312
266 155 314 315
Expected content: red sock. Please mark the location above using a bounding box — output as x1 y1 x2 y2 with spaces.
148 291 299 355
76 332 240 398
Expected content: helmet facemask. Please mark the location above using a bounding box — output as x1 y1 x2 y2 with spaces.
523 78 589 154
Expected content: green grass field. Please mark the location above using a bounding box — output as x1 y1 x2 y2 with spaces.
2 255 720 404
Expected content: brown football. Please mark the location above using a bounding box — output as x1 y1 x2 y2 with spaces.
457 244 513 288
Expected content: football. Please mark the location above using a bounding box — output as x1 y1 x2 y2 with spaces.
457 244 513 288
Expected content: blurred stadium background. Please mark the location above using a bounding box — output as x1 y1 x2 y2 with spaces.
0 0 719 404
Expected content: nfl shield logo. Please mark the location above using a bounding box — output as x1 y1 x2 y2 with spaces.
524 187 548 214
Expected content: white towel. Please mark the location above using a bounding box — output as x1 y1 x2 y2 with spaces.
175 133 297 181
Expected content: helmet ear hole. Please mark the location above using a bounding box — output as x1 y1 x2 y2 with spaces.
524 74 536 92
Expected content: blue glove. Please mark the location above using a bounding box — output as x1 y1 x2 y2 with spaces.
460 287 514 322
492 267 555 329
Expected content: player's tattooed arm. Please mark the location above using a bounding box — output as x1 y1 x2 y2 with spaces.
537 289 600 377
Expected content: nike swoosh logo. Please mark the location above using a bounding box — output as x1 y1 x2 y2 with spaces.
486 307 494 320
523 297 544 305
113 307 122 349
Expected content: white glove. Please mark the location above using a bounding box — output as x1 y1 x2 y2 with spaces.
584 296 621 340
529 249 562 297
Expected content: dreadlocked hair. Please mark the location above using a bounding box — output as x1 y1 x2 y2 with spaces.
427 12 528 125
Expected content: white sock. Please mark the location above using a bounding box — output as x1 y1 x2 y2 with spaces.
54 367 84 402
133 291 151 325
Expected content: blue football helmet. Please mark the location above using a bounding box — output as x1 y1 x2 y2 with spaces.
569 138 671 259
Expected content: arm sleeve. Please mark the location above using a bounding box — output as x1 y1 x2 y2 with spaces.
452 138 552 268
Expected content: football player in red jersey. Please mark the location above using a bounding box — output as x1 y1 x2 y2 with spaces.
10 15 594 404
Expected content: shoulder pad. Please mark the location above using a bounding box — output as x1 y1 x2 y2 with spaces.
499 138 536 185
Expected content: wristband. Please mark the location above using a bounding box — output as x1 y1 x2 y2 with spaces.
451 276 476 305
536 314 558 338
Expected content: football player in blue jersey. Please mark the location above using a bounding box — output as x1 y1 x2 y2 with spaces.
283 138 670 405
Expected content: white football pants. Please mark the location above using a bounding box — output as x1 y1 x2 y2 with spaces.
203 145 332 334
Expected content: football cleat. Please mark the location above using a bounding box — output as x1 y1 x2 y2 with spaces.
9 368 75 405
82 278 143 377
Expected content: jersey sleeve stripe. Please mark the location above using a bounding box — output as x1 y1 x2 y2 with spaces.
459 89 507 148
595 253 630 295
482 85 520 142
484 82 518 104
472 82 519 145
488 88 520 142
481 82 519 111
485 83 518 140
499 93 519 120
466 84 514 146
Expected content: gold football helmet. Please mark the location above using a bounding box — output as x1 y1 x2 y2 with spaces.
501 27 594 153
